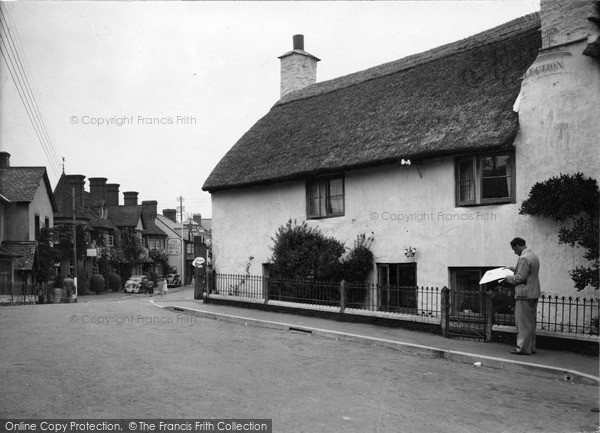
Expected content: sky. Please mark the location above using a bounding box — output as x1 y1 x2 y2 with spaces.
0 0 540 220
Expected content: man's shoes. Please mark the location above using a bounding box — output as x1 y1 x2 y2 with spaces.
510 349 531 355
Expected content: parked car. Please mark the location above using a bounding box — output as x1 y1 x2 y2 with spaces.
166 273 181 288
124 275 145 293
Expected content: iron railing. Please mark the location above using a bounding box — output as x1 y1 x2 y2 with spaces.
0 283 49 305
206 273 600 337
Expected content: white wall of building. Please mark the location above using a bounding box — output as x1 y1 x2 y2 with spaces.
211 2 600 299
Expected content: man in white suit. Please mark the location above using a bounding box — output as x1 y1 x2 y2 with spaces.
505 237 541 355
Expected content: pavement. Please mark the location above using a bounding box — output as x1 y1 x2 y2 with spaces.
151 285 600 386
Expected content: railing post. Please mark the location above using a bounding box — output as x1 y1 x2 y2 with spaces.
203 271 211 304
485 289 493 342
263 275 270 305
441 286 449 338
340 280 346 321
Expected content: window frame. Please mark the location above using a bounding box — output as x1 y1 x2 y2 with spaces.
306 175 345 219
449 267 498 315
455 153 516 206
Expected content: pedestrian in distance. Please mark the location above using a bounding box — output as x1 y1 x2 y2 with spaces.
160 277 168 298
63 274 75 303
144 276 155 297
503 237 541 355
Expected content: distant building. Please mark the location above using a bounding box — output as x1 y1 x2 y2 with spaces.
0 151 56 284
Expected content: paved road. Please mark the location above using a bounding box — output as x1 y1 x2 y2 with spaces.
1 295 598 433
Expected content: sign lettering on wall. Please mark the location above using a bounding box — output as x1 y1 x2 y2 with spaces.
167 238 182 255
522 51 570 80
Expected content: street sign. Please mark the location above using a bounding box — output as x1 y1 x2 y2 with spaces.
192 257 205 268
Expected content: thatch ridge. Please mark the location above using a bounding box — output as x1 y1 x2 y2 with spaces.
203 13 542 193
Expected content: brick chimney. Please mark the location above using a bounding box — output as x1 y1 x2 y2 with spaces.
540 0 598 49
88 177 107 203
192 213 202 226
0 152 10 167
123 191 139 206
142 200 158 219
105 183 120 206
278 34 320 98
163 209 177 223
66 175 86 211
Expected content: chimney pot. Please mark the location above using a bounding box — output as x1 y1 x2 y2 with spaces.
293 34 304 51
0 152 10 168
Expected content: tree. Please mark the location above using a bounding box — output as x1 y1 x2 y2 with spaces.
519 173 599 290
36 226 60 282
118 229 144 267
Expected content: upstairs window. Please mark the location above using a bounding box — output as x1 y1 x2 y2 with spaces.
456 154 515 206
103 234 114 247
307 176 345 219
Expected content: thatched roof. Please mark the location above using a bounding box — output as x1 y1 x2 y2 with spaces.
203 14 541 192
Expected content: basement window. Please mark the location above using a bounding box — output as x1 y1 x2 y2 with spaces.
307 176 345 219
455 154 515 206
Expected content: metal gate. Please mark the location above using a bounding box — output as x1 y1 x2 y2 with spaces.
442 286 488 340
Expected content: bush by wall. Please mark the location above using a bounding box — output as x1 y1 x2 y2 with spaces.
90 274 106 295
269 220 374 304
106 273 122 292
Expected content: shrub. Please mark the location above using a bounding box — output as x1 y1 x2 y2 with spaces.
269 220 345 281
90 274 105 294
106 273 122 292
520 173 598 290
268 221 375 305
342 233 375 304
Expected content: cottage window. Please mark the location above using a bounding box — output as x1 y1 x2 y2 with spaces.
449 267 499 315
103 234 114 247
307 176 345 219
377 263 417 311
35 215 41 240
455 154 514 206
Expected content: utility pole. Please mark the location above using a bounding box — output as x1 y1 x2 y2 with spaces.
72 186 77 300
177 196 185 285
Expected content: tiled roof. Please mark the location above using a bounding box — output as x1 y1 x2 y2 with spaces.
0 167 55 208
0 241 37 270
106 205 143 228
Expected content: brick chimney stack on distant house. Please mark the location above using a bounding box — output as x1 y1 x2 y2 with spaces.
163 209 177 223
0 152 10 167
142 200 158 219
105 184 120 206
88 177 107 203
123 191 139 206
66 175 86 211
192 213 202 226
278 34 320 98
